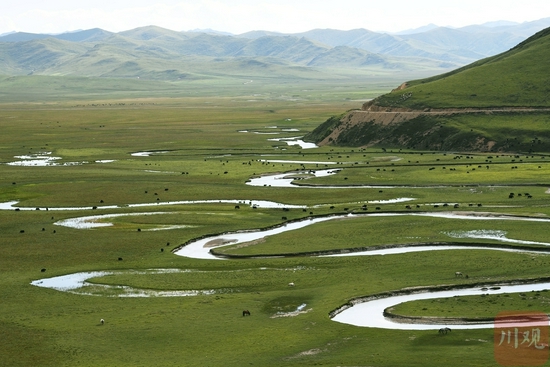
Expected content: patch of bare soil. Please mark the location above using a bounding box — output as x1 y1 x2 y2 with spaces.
270 307 312 319
284 348 326 361
228 237 266 250
203 238 238 248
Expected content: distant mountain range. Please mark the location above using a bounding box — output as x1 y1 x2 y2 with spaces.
0 18 549 80
238 17 550 64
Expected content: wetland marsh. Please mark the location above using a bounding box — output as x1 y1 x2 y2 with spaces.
2 77 550 366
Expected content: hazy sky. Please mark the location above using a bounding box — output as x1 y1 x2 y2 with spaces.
2 0 549 35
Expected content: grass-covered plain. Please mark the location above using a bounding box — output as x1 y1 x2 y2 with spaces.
2 78 550 367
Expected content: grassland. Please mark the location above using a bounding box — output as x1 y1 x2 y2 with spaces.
374 27 550 109
2 76 550 367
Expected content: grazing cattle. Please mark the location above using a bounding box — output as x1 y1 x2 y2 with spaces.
288 282 295 287
118 257 123 261
439 327 451 334
100 319 105 325
242 310 251 317
41 268 46 272
455 272 463 277
282 217 287 220
234 205 240 209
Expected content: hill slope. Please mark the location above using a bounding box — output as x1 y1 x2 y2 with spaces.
4 19 550 80
239 18 550 65
371 26 550 109
0 26 451 80
305 27 550 153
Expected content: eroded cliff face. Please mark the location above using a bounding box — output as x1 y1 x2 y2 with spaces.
315 107 506 151
318 109 424 146
317 103 550 149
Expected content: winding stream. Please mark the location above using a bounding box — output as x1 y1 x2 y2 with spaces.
30 208 550 329
0 199 307 212
331 282 550 330
174 211 550 260
30 269 217 297
22 165 550 330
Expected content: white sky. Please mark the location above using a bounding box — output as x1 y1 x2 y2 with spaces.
1 0 549 35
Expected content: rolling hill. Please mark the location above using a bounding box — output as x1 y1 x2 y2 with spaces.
305 27 550 153
0 25 454 80
2 18 550 81
239 17 550 65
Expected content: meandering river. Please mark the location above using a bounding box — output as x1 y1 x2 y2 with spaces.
22 166 550 330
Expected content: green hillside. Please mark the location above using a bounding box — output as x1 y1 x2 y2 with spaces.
373 27 550 108
306 27 550 153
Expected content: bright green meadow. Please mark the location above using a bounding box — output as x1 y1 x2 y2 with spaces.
1 75 550 367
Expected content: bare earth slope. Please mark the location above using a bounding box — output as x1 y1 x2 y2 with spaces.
318 107 550 152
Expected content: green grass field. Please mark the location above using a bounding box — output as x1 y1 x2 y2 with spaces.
2 76 550 367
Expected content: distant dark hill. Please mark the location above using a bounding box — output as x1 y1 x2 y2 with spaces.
305 27 550 153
